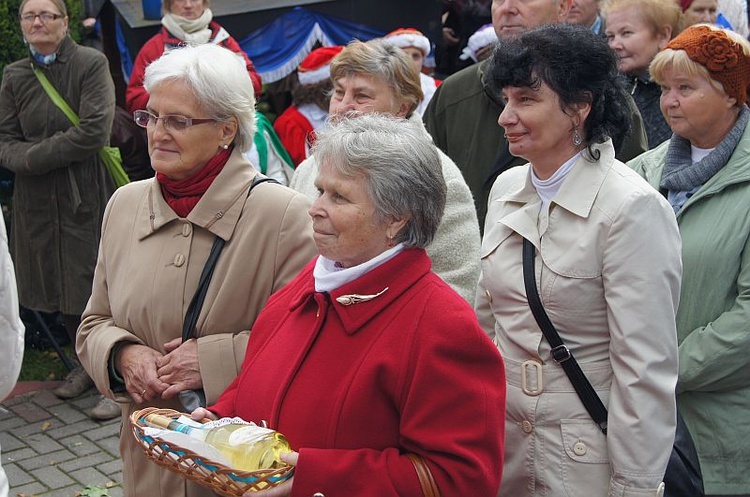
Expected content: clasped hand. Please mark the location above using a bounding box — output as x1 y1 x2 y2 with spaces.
116 338 202 403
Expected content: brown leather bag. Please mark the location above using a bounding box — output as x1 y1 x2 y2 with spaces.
406 454 441 497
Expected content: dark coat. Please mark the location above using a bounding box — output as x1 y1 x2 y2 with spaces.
0 36 115 315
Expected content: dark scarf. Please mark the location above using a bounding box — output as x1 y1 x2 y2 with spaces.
157 146 232 218
661 106 750 191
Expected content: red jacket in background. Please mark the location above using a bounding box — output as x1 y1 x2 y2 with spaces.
211 249 506 497
125 22 262 114
273 104 317 167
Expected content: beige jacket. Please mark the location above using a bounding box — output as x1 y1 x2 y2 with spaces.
475 140 681 497
77 149 317 497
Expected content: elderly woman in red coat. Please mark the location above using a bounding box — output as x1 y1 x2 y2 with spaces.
193 113 506 497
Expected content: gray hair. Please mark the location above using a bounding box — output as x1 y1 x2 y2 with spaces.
330 39 424 118
312 114 446 248
143 43 256 152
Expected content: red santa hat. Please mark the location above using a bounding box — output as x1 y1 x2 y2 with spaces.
297 46 344 85
385 28 431 57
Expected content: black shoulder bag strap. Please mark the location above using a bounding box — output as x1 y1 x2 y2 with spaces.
181 175 279 342
522 237 610 435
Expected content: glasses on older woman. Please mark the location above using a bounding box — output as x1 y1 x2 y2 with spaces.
20 12 65 23
133 110 218 133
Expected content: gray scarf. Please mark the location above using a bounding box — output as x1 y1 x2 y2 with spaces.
661 105 750 191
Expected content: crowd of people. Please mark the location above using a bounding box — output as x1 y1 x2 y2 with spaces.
1 0 750 496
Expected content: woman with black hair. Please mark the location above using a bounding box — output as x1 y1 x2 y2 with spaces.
475 23 683 496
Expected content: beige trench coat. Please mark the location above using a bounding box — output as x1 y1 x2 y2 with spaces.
475 140 682 497
76 149 317 497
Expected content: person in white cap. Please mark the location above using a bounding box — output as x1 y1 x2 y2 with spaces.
459 23 498 64
273 46 343 166
385 28 441 116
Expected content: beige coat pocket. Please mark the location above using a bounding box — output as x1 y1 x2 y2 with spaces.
560 419 610 496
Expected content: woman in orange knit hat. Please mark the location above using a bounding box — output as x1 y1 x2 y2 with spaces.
629 24 750 496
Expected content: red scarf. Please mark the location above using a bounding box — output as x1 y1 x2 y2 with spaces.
157 147 232 218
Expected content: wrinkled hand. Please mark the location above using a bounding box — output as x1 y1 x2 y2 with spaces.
116 344 170 404
245 453 298 496
156 338 202 399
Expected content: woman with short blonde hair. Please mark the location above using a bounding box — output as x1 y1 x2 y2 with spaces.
604 0 682 147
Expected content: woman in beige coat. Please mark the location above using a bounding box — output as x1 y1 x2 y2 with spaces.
76 44 317 497
475 25 682 496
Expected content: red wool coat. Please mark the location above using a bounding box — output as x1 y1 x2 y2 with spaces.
211 249 506 497
125 22 262 114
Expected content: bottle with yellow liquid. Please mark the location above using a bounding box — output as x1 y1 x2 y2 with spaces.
141 413 292 472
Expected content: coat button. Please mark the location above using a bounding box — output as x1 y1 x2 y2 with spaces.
313 493 325 497
573 441 587 456
485 289 492 303
521 420 533 433
174 253 185 267
182 223 192 237
656 482 665 497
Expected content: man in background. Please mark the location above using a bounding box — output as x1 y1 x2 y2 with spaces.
566 0 606 36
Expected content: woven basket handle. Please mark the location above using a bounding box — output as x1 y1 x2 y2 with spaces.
406 454 441 497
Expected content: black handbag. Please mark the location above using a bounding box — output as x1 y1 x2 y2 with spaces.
521 237 704 497
178 175 279 411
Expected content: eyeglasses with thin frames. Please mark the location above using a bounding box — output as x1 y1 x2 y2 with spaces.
20 12 65 23
133 110 219 133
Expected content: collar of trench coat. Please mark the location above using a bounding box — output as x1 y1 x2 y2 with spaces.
492 139 616 248
134 147 259 242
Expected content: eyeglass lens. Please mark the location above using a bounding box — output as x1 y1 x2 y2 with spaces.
21 12 63 22
134 111 216 132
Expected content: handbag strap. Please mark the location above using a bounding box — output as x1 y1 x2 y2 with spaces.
406 454 441 497
181 175 279 342
31 64 81 126
522 237 609 435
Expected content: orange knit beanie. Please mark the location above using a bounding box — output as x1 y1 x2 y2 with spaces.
665 25 750 104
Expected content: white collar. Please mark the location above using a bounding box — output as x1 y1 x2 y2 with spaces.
314 244 404 293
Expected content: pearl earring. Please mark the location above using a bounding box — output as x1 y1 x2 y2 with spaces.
222 144 229 150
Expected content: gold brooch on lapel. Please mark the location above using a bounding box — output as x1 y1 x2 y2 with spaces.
336 287 389 306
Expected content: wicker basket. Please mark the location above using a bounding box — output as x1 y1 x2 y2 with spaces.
130 407 294 496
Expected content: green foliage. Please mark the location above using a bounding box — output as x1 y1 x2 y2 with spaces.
0 0 84 79
77 485 114 497
18 345 74 381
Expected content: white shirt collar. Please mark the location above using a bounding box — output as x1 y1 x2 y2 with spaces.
314 243 405 293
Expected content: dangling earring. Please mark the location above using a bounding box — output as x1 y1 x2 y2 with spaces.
387 235 395 247
573 128 582 147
